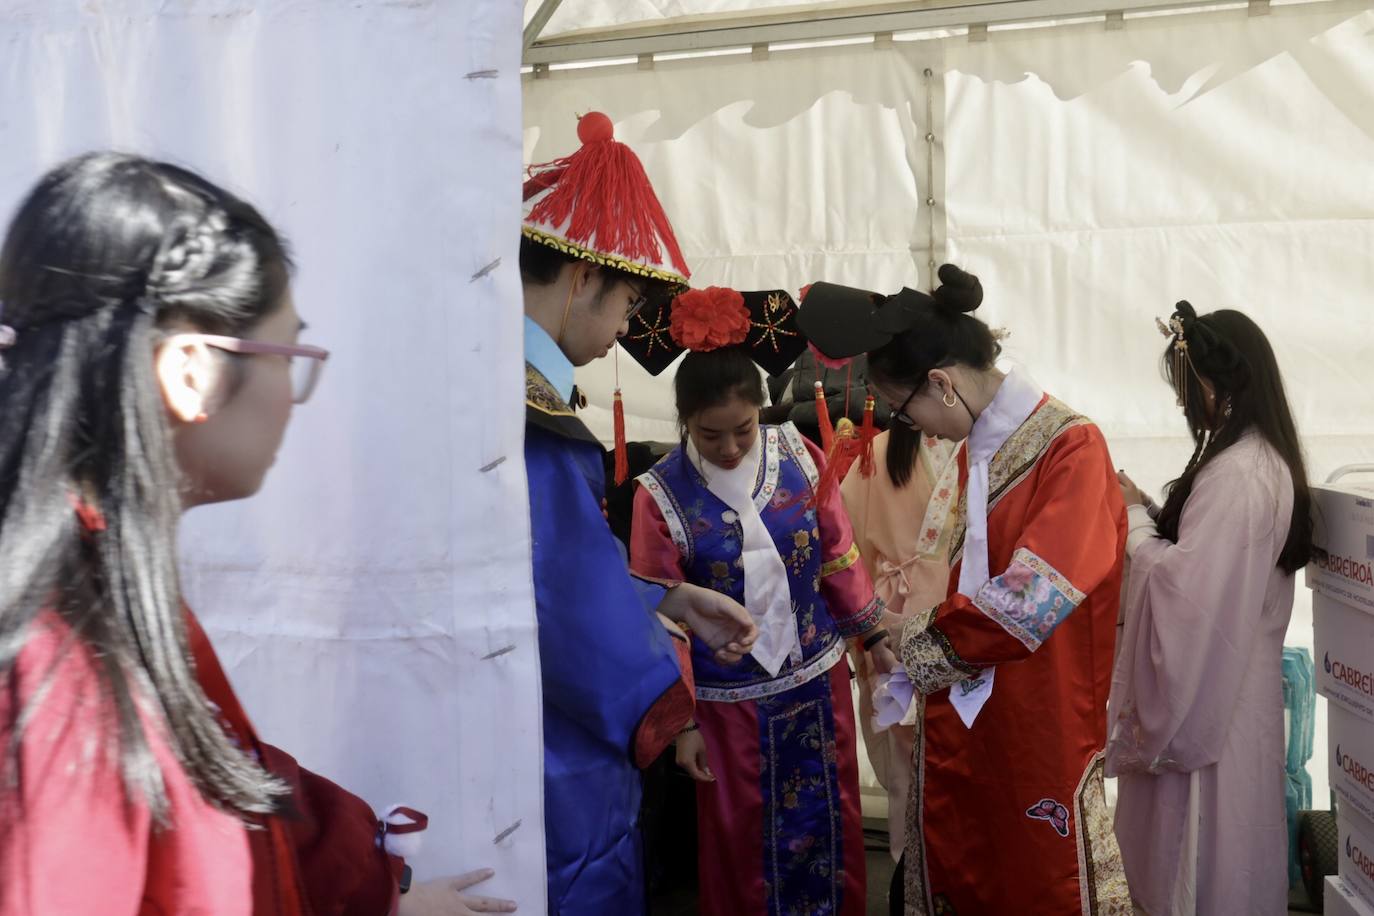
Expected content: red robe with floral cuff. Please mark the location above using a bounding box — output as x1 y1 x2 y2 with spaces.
896 398 1132 916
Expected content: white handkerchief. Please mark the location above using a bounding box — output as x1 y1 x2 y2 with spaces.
872 670 919 731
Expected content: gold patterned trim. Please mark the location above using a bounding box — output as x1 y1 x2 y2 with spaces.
525 362 574 417
949 398 1092 563
899 612 979 696
820 543 860 578
1073 753 1132 915
914 438 960 560
522 224 689 288
904 689 933 916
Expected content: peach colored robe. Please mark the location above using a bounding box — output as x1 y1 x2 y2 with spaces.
840 432 958 860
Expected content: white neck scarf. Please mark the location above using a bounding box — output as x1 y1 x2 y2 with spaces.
949 365 1044 728
688 431 798 676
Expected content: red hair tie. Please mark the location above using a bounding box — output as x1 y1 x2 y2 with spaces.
68 492 108 535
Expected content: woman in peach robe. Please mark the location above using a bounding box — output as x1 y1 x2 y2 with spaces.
840 428 958 860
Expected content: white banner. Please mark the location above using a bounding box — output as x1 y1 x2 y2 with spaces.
1 1 544 909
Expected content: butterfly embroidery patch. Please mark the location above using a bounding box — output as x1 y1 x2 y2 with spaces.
1026 798 1070 838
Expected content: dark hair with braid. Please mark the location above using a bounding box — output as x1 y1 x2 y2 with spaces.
0 153 292 819
1153 302 1312 574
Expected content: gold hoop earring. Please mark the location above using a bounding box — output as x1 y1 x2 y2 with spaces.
943 392 958 408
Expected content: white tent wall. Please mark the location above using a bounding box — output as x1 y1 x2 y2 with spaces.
525 0 1374 812
0 1 545 909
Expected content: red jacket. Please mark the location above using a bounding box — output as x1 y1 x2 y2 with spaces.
0 609 400 916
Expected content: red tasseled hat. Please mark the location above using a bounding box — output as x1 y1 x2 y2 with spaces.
523 111 691 288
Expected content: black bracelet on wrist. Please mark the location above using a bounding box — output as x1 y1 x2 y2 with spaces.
862 628 891 652
679 722 699 735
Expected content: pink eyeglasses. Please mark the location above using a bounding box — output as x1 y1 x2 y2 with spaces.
197 335 330 404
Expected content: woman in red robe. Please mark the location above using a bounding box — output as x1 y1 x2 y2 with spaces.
0 154 512 916
800 265 1131 916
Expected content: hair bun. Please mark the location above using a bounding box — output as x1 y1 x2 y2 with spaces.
1172 300 1198 325
933 263 983 314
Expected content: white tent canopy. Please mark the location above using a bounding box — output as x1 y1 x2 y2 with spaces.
524 0 1374 814
522 0 1308 62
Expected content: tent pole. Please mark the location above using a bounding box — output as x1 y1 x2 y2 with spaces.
524 0 567 52
523 0 1330 65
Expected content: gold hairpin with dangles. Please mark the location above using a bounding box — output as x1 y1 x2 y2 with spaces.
1156 314 1192 409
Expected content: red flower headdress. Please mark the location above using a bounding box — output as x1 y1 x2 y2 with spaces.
670 287 750 352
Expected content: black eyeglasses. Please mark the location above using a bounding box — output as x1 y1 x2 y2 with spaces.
626 285 649 322
891 387 919 429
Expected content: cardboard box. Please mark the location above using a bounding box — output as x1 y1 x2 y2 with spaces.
1333 703 1374 828
1328 875 1374 916
1316 592 1374 723
1309 480 1374 614
1340 809 1374 909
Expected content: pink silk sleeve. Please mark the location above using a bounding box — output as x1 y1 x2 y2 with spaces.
627 484 696 765
630 484 687 585
804 437 884 640
1105 439 1293 774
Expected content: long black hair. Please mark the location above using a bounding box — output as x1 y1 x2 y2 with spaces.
867 269 999 486
674 346 765 434
883 424 926 488
1153 303 1312 574
0 153 292 819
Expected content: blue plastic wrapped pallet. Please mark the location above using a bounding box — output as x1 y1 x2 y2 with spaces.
1283 646 1316 886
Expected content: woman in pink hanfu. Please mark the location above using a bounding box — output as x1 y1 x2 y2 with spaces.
1108 301 1314 916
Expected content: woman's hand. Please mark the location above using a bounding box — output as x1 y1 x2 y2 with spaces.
868 638 900 676
676 727 715 782
1117 470 1146 508
659 584 757 664
879 609 909 646
399 870 516 915
655 612 687 641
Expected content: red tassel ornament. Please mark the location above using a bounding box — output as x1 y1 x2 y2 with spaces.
858 395 877 479
613 389 629 486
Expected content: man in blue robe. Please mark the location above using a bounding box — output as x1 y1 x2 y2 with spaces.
521 112 757 916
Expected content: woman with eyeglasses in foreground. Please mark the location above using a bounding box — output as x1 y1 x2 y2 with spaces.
799 264 1131 916
0 153 512 916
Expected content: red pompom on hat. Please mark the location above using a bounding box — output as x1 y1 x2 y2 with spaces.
670 287 750 352
576 111 615 144
523 111 690 287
